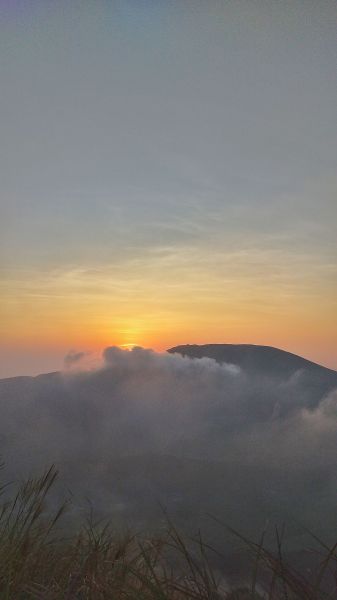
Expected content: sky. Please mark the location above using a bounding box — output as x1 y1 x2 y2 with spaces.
0 0 336 377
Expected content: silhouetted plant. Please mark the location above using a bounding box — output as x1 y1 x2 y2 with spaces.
0 463 336 599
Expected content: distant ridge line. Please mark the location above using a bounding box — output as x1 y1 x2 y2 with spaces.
167 343 337 376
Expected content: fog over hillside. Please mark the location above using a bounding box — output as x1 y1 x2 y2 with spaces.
1 345 337 555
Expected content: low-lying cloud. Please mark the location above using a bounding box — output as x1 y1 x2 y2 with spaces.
0 346 337 548
64 350 88 368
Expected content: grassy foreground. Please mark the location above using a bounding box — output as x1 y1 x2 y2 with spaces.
0 464 336 599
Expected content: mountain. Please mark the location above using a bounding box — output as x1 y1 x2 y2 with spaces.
1 343 337 566
168 344 337 401
168 344 336 378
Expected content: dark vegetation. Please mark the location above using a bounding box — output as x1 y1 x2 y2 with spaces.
1 462 336 600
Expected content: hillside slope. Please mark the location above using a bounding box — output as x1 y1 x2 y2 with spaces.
168 344 337 402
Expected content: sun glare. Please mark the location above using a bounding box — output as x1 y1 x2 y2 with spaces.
119 343 139 350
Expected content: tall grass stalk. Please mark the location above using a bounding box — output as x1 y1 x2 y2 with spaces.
0 465 336 599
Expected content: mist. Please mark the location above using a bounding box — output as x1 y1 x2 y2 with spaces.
1 346 337 551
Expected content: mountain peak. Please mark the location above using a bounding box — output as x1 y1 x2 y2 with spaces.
168 343 337 382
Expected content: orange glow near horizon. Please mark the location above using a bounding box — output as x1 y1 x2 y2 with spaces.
1 251 336 377
1 292 336 375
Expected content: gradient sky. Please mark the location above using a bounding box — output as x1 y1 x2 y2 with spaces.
1 0 337 377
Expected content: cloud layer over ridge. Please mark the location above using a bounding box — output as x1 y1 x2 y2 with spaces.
0 346 337 545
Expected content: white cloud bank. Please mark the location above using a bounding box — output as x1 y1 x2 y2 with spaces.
0 346 336 547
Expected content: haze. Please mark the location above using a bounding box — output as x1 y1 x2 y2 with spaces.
1 345 337 552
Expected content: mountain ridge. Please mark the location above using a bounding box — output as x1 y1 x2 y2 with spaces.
168 343 337 376
0 344 336 383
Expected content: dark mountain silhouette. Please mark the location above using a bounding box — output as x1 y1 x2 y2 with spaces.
168 344 337 402
2 345 335 389
168 344 335 377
